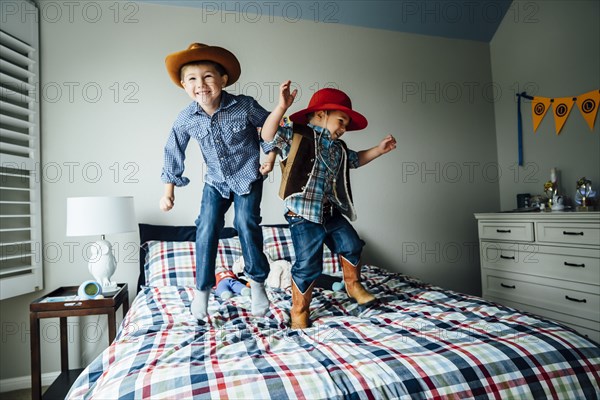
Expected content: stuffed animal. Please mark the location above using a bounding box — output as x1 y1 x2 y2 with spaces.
332 281 345 292
233 253 292 290
215 270 250 300
267 256 292 290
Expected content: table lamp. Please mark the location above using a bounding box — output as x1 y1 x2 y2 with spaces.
66 196 136 295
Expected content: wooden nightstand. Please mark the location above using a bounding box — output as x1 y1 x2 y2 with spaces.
29 283 129 400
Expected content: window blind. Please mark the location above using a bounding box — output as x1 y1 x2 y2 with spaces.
0 1 43 299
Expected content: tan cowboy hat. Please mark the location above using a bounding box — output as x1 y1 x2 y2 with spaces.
289 88 368 131
165 43 241 88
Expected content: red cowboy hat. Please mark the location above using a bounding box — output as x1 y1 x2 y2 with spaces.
165 43 241 88
289 88 368 131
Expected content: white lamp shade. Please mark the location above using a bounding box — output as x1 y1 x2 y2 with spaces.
66 196 136 237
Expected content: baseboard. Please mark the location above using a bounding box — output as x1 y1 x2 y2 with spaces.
0 371 60 393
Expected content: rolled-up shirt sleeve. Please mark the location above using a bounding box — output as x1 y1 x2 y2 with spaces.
260 140 276 154
161 125 191 186
347 148 360 169
267 125 293 157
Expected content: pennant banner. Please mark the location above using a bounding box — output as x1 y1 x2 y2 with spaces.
553 97 575 135
524 89 599 134
516 89 598 165
576 90 600 131
532 97 552 132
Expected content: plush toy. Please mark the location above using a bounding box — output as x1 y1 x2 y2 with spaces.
332 281 345 292
233 254 292 290
313 274 344 291
215 270 250 300
266 256 292 291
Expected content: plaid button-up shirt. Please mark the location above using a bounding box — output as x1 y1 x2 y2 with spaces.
161 91 273 198
271 124 359 223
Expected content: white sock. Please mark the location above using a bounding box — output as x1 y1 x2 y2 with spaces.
190 289 210 320
249 280 270 317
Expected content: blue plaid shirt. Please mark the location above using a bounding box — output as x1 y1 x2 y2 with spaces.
161 91 273 197
271 124 360 223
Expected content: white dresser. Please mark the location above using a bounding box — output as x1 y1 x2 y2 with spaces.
474 212 600 342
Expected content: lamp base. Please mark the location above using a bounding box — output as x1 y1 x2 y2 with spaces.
88 239 118 296
101 283 119 296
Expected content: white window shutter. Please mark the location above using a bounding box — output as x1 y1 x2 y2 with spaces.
0 0 43 299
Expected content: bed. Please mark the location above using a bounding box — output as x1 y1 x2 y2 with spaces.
67 223 600 399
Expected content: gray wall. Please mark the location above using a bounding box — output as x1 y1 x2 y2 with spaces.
5 0 596 385
491 0 600 210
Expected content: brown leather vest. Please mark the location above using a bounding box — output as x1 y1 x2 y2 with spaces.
278 124 357 221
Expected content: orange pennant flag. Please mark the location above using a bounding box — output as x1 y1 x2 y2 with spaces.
532 97 551 132
576 89 600 131
552 97 575 135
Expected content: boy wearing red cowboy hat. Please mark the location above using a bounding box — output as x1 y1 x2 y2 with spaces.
260 82 397 329
160 43 278 320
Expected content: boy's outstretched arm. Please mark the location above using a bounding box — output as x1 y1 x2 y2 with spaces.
357 134 397 167
261 80 297 142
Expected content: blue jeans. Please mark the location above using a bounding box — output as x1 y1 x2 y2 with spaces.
195 180 269 290
285 211 365 293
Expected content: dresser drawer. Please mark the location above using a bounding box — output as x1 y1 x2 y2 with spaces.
483 272 600 322
480 242 600 285
478 222 534 242
536 222 600 246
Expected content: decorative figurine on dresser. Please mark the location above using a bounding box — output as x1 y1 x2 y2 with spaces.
575 177 596 211
544 167 564 211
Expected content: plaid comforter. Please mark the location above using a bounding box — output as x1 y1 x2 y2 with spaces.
67 266 600 399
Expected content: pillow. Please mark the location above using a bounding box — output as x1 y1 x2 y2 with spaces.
144 237 243 287
215 237 243 271
261 225 341 276
261 225 294 262
143 226 342 288
144 240 195 287
137 224 237 292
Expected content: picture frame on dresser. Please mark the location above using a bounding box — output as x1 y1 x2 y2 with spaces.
474 211 600 342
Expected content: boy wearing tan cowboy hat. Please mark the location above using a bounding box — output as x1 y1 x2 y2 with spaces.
160 43 278 320
260 82 397 329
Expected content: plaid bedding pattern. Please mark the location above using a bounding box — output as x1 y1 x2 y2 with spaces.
68 266 600 399
144 238 243 287
145 226 340 289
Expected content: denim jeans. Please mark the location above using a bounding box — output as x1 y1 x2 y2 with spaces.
285 211 365 293
195 180 269 290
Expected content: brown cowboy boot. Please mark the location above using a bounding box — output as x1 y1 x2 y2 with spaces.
290 280 315 329
339 256 376 306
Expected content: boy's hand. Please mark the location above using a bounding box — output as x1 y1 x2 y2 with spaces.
261 81 296 143
260 162 274 175
160 195 174 212
357 135 397 167
260 150 277 175
378 135 397 155
278 80 297 111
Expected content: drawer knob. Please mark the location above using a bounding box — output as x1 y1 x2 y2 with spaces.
564 261 585 268
496 229 512 233
565 295 587 303
501 283 516 289
500 255 516 260
563 231 584 236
